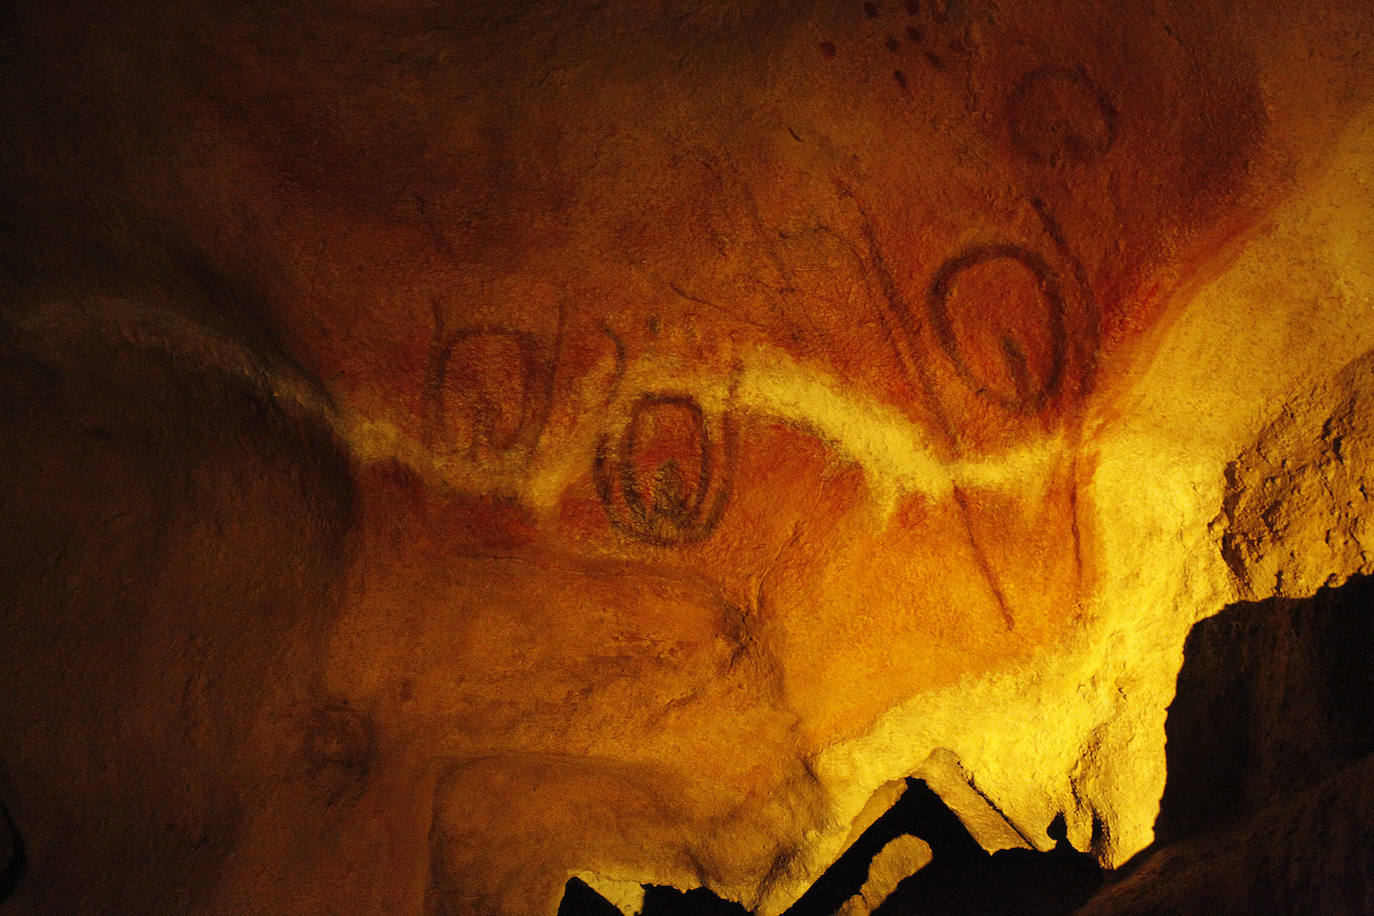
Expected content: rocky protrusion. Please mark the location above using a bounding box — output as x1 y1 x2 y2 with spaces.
836 835 933 915
1218 347 1374 598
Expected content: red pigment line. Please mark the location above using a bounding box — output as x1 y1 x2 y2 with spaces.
953 485 1015 632
855 210 957 448
854 205 1013 630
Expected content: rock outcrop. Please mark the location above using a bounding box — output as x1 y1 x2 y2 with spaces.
1 0 1372 913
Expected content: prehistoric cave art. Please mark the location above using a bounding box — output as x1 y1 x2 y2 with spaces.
1006 66 1117 168
1 0 1373 914
594 392 737 548
423 322 557 470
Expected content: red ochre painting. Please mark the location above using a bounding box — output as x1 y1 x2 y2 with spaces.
2 1 1373 914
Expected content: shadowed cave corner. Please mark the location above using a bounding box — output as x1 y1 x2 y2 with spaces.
1156 571 1374 845
1080 571 1374 914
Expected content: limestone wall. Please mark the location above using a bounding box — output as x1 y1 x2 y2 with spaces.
0 1 1371 912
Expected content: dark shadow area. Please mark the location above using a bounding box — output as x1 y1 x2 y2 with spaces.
1077 573 1374 913
0 800 24 906
557 780 1101 915
558 877 752 916
640 885 753 915
785 779 983 916
873 807 1100 915
1154 572 1374 844
559 877 624 916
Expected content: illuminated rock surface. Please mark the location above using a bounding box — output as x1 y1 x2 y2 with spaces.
0 0 1371 913
836 834 932 915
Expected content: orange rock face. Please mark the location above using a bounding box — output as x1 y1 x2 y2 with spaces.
1 0 1371 913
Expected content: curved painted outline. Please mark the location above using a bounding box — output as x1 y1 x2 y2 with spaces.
423 324 555 458
1007 65 1118 166
593 393 736 547
927 244 1068 415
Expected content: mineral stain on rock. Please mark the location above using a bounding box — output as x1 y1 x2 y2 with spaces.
1 0 1373 913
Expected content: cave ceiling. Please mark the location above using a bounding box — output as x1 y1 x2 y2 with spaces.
1 0 1372 913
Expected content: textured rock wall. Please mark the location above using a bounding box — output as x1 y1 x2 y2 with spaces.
1 1 1372 913
1080 579 1374 914
1220 349 1374 600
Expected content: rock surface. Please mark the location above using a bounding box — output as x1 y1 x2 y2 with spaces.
1081 754 1374 915
836 835 932 916
0 0 1372 913
1220 349 1374 600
